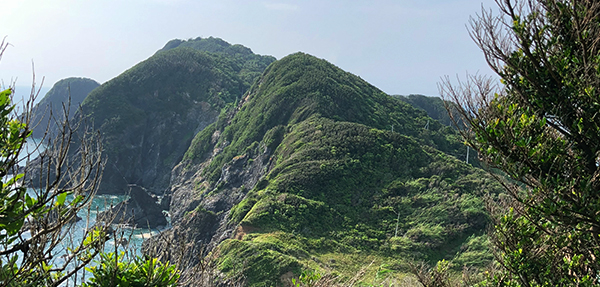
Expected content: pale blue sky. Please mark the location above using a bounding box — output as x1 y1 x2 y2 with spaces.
1 0 498 96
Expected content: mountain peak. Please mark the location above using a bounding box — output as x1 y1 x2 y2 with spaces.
158 36 262 58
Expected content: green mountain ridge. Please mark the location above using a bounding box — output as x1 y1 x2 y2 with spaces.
161 52 502 286
183 53 466 180
76 37 275 194
159 37 276 86
17 37 500 286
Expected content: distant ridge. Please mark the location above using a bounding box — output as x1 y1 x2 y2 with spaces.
158 37 276 86
395 94 464 128
27 77 99 138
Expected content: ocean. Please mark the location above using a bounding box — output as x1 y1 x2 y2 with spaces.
17 138 165 285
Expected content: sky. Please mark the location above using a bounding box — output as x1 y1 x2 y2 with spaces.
1 0 499 97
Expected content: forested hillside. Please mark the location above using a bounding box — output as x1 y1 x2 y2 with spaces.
76 37 275 194
157 53 502 286
29 37 503 287
7 0 597 285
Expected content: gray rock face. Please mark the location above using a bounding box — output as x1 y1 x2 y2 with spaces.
98 185 167 229
146 128 275 262
142 207 219 265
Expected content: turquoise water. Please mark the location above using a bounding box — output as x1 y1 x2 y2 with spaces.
64 195 167 286
21 191 164 285
19 139 160 257
71 193 163 252
16 140 165 285
13 191 164 286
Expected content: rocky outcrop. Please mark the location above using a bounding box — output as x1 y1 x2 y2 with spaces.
142 207 219 265
98 185 167 229
167 137 275 248
142 139 274 276
93 99 220 195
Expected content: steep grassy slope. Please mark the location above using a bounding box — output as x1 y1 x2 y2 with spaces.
28 77 99 138
183 54 466 183
164 53 502 286
78 38 275 194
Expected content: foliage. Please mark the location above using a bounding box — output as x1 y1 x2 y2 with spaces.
0 88 29 237
77 38 274 194
178 53 505 285
158 36 276 86
0 38 107 287
286 265 428 287
412 260 452 287
411 259 487 287
186 53 467 184
0 86 106 287
442 0 600 285
218 237 303 286
232 117 501 261
291 269 322 287
83 252 180 287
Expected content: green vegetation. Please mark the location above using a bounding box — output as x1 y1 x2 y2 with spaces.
178 53 503 285
78 37 275 194
441 0 600 285
0 40 107 285
291 270 322 287
82 47 243 134
0 89 30 239
158 37 276 86
83 252 180 287
214 117 501 285
0 41 181 287
186 53 467 182
218 237 303 286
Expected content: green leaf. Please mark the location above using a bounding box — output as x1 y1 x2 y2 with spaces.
56 192 67 206
5 217 24 236
70 195 84 206
25 193 36 209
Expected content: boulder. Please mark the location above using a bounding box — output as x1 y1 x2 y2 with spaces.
98 184 167 229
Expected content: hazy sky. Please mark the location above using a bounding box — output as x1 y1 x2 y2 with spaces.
1 0 498 96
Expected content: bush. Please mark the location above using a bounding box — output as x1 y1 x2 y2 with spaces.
83 252 180 287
